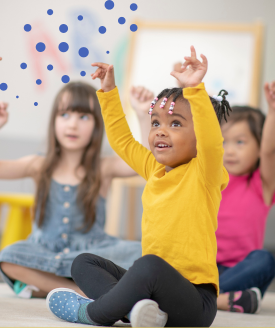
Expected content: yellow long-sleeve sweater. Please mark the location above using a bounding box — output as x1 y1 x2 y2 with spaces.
97 83 229 293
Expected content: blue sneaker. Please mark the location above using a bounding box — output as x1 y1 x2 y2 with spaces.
46 288 94 323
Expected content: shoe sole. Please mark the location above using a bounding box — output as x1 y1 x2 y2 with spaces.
46 287 90 321
130 299 168 327
251 288 261 314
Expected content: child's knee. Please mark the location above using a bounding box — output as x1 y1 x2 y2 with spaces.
132 254 167 278
0 261 16 275
71 253 101 280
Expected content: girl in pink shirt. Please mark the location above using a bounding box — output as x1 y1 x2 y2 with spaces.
216 82 275 313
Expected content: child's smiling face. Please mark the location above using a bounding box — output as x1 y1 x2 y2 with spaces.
149 97 197 172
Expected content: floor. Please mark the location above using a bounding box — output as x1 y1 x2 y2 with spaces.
0 283 275 327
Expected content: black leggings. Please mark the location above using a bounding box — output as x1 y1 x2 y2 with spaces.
71 253 217 327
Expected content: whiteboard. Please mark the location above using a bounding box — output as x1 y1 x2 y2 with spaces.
125 21 263 107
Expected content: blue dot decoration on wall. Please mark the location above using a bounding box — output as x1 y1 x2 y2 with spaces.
36 79 42 85
16 96 19 98
130 3 138 11
99 26 106 34
20 63 27 69
130 24 138 32
47 64 53 71
78 15 83 21
106 51 110 54
80 71 86 77
0 83 8 91
59 42 69 52
105 0 114 10
36 42 46 52
24 24 32 32
62 75 70 83
34 102 38 106
118 17 126 25
78 47 89 58
59 24 68 33
47 9 53 15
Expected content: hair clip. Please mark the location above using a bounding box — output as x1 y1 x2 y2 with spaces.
160 97 168 108
212 95 223 102
148 97 158 115
168 102 175 115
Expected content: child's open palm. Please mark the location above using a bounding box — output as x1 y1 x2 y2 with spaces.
170 46 208 88
91 62 116 92
0 102 9 128
264 81 275 113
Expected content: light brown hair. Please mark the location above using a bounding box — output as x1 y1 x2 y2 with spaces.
35 82 103 232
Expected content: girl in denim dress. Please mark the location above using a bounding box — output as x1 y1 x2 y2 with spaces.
0 81 152 298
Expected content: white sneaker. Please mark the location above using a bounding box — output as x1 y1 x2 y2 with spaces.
130 299 168 327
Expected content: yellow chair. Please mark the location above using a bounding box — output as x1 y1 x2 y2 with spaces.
0 193 34 250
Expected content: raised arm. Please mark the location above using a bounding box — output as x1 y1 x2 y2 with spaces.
171 46 225 186
91 63 158 180
260 81 275 201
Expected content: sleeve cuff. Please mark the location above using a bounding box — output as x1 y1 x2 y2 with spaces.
96 86 119 99
183 82 205 97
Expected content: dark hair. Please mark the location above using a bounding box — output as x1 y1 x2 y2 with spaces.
35 81 103 232
155 88 232 124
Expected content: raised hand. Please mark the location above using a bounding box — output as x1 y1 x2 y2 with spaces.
170 46 208 88
91 62 116 92
264 81 275 113
130 86 154 118
0 101 9 128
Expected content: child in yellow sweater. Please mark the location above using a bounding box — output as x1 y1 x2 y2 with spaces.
47 46 234 327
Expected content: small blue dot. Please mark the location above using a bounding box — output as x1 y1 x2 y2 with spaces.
0 83 8 91
130 3 138 11
99 26 106 34
130 24 138 32
106 51 110 54
47 9 53 15
105 0 114 10
78 47 89 58
24 24 32 32
16 96 19 98
36 79 42 85
47 64 53 71
20 63 27 69
59 42 69 52
80 71 86 76
34 102 38 106
36 42 46 52
59 24 68 33
61 75 70 83
78 15 83 21
118 17 126 25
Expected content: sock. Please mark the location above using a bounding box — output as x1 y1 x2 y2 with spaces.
78 303 100 325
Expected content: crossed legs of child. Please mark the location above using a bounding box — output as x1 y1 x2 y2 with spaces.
47 253 217 327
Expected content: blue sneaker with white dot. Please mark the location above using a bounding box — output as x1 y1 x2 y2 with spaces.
46 288 94 324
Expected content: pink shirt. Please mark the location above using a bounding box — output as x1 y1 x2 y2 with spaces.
216 168 275 267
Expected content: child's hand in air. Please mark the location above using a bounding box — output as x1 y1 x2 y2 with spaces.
264 81 275 113
0 101 9 128
170 45 208 88
130 86 154 118
91 62 116 92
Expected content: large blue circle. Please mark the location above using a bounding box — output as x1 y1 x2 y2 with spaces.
106 51 110 54
59 42 69 52
59 24 68 33
80 71 86 77
118 17 126 25
105 0 114 10
24 24 32 32
36 42 46 52
78 15 83 21
130 3 138 11
99 26 106 34
47 9 53 15
34 102 38 106
61 75 70 83
16 96 19 98
78 47 89 57
36 79 42 85
130 24 138 32
0 83 8 91
20 63 27 69
47 64 53 71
